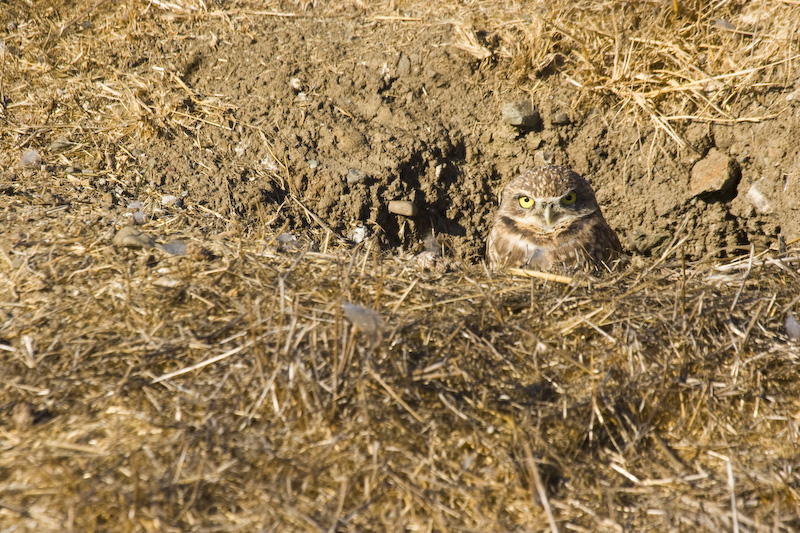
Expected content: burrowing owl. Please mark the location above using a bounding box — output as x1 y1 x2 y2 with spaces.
487 165 621 270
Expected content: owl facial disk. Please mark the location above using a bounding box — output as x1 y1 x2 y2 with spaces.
510 189 595 234
515 195 569 228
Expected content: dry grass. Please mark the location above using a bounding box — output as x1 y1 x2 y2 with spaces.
2 201 800 531
453 0 800 147
2 0 800 531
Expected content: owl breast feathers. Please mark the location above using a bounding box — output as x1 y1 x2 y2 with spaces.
487 165 621 270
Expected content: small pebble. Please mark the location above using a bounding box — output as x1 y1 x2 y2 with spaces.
535 150 555 165
397 54 411 77
289 77 303 92
711 18 736 31
133 211 147 224
501 101 542 129
552 112 570 125
349 225 371 244
158 240 187 256
153 277 181 288
342 302 383 346
786 312 800 341
41 191 56 205
113 226 155 249
12 403 32 430
410 251 449 274
347 168 367 184
127 200 142 210
276 232 302 252
746 183 772 214
49 136 73 152
388 200 418 217
161 194 179 206
20 149 42 169
308 159 319 169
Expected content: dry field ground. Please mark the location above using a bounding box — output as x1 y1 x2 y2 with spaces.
2 0 800 531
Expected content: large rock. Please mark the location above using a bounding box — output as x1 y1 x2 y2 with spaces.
690 149 738 197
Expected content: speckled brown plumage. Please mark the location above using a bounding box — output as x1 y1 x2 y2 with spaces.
487 165 621 270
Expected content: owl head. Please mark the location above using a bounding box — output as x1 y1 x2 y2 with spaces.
499 165 600 235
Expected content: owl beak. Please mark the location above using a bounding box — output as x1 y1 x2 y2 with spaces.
543 203 553 226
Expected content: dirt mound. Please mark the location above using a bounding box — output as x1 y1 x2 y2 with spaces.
93 1 800 262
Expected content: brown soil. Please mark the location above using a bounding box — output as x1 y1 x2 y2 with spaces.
139 4 799 259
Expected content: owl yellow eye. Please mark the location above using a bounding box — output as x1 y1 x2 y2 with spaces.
561 191 577 206
518 196 534 209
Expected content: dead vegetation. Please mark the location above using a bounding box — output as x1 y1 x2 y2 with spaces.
454 0 800 149
2 1 800 531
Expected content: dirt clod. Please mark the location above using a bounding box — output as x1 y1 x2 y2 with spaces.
690 149 738 197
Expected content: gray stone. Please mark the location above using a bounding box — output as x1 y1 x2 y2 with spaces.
20 149 42 169
397 54 411 77
276 232 302 252
502 101 542 129
349 225 371 244
113 226 155 249
342 302 383 346
158 240 187 256
629 230 670 255
786 312 800 341
552 112 570 125
161 194 180 206
347 168 367 184
49 136 73 152
746 183 772 214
